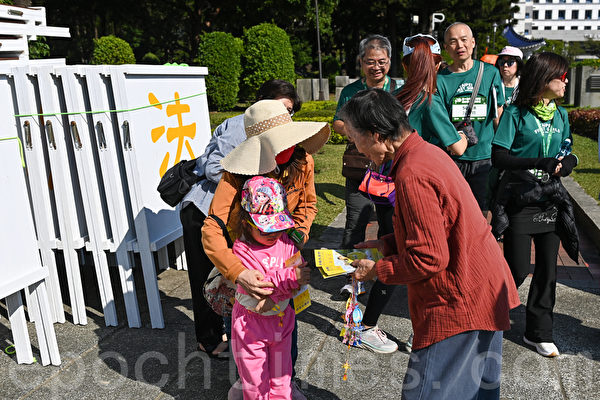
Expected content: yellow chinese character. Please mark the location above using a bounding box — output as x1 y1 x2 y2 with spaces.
149 92 197 177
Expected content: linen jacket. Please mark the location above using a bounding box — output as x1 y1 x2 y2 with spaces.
202 155 317 283
374 132 521 350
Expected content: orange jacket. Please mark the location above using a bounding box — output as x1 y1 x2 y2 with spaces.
202 154 317 283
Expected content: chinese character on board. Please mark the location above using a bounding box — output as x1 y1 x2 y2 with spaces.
149 92 197 177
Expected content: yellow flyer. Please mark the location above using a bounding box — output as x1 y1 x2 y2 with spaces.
314 248 383 279
285 251 311 314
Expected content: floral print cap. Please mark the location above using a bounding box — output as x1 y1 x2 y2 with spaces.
241 176 294 233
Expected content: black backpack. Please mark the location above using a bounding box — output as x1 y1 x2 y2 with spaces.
156 159 204 207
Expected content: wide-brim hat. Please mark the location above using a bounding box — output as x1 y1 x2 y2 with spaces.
221 100 330 175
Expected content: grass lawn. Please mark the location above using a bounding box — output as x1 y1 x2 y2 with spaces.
572 133 600 204
310 144 347 239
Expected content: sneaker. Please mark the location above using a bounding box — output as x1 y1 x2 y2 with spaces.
291 380 307 400
523 336 560 357
227 378 243 400
359 326 398 354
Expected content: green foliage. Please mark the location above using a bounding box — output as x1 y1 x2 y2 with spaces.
209 111 243 131
0 0 13 4
293 100 346 144
91 35 136 65
141 52 161 64
240 23 296 100
29 37 50 59
540 40 568 57
571 133 600 205
568 108 600 140
197 32 243 111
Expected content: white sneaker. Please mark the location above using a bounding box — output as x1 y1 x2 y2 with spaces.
523 336 560 357
359 326 398 354
227 378 243 400
291 380 307 400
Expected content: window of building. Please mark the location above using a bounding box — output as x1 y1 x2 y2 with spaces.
526 12 531 18
546 0 552 2
585 0 592 3
533 0 539 3
584 25 592 30
544 26 552 30
559 0 566 2
545 10 552 18
571 26 578 30
585 10 592 19
559 10 566 18
533 26 539 30
558 26 565 30
525 28 530 34
572 10 579 19
573 0 580 3
533 10 539 18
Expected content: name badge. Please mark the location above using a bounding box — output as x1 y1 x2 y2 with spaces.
451 95 488 121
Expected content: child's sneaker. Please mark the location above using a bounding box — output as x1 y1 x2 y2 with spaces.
359 326 398 353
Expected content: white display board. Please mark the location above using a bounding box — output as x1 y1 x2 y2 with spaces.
0 137 61 366
109 65 211 328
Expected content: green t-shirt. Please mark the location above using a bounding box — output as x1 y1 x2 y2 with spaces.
493 104 571 158
410 92 461 148
334 76 394 121
436 60 505 161
503 86 516 106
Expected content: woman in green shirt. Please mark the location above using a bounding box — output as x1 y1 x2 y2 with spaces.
495 46 523 107
492 52 578 358
396 34 467 156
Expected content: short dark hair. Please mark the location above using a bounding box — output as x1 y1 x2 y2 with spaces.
514 52 569 107
256 79 302 113
338 89 411 142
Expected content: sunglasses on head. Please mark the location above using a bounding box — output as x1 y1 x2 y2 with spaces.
556 71 568 82
498 59 516 67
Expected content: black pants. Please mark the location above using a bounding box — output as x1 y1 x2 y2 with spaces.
455 158 492 212
363 203 397 326
341 177 374 248
503 228 560 342
180 203 224 347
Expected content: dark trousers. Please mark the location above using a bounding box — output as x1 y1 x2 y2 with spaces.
503 229 560 342
363 203 396 326
455 158 492 211
402 330 503 400
341 177 374 248
180 204 224 347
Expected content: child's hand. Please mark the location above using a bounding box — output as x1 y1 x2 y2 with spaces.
295 262 311 286
254 297 276 313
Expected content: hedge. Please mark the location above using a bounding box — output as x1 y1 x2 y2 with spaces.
568 108 600 140
91 35 135 65
240 23 295 100
197 32 243 111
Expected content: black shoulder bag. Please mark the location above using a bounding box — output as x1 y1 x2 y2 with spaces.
453 62 484 147
156 159 204 207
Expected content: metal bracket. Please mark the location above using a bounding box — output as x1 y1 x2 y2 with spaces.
70 121 82 149
45 120 56 150
96 121 107 149
123 120 131 150
23 121 32 149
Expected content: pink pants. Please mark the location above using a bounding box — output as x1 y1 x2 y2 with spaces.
231 301 295 400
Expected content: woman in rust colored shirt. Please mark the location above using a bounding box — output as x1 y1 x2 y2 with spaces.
339 89 520 400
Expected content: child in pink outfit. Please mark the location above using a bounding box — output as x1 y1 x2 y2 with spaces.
231 176 310 400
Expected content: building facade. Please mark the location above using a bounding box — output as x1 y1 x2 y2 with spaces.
513 0 600 41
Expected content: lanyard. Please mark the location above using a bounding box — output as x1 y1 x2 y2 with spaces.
533 115 554 157
362 76 390 92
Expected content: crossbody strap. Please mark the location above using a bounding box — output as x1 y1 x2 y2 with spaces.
464 62 485 122
207 214 233 248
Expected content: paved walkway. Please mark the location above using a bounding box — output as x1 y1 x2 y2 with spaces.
0 209 599 399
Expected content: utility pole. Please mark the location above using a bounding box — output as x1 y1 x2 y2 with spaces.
315 0 326 100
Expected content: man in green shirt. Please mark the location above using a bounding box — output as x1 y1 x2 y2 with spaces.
437 22 505 211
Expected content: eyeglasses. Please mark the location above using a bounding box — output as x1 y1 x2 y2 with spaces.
556 71 568 82
363 59 389 68
497 59 516 67
287 108 295 117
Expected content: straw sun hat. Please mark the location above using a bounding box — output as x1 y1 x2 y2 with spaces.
220 100 330 175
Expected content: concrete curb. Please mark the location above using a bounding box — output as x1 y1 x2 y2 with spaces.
562 176 600 251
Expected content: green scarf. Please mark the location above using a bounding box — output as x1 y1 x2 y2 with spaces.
532 100 557 121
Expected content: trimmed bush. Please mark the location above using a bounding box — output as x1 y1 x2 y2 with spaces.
91 35 135 65
141 52 161 64
568 108 600 140
293 101 346 144
240 23 296 100
197 32 243 111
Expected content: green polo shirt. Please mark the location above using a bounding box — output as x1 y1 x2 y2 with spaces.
493 104 571 158
334 76 394 121
437 60 505 161
408 92 462 149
